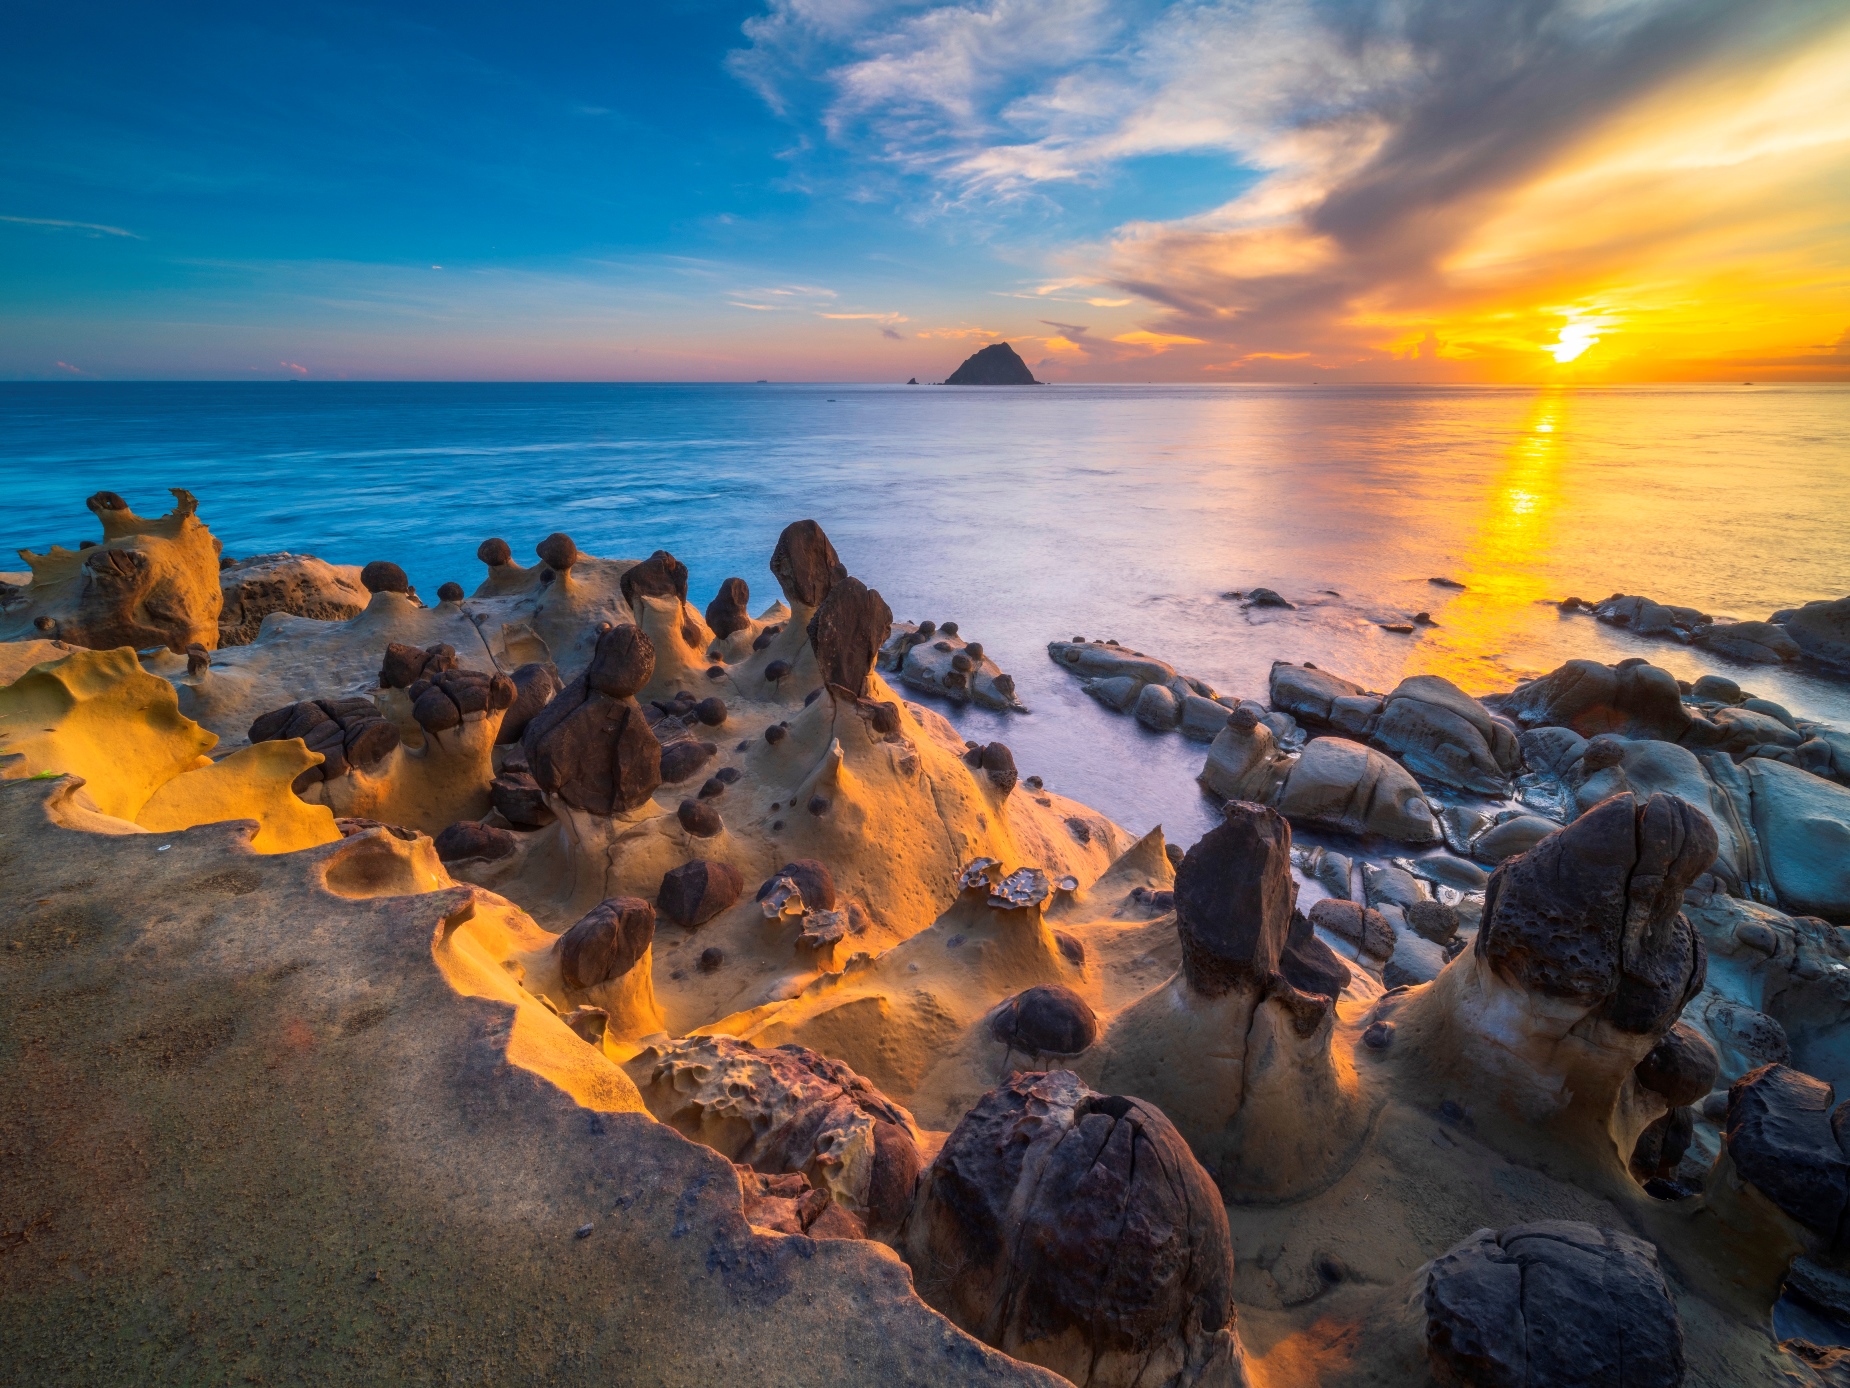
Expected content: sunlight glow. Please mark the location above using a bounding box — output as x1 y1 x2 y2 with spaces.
1547 320 1606 363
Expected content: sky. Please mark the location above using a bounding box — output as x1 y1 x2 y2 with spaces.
2 0 1847 383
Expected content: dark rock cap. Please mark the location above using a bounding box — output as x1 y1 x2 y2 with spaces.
658 860 745 928
407 668 516 734
807 573 892 701
433 821 517 864
944 341 1038 386
535 533 578 572
988 986 1098 1056
379 641 458 690
1476 793 1712 1034
1634 1022 1721 1108
497 661 562 744
621 549 689 606
489 769 553 829
1174 801 1295 997
557 896 655 991
705 577 751 639
756 859 838 912
360 560 409 594
1724 1064 1850 1237
586 624 655 699
1281 909 1352 1000
659 738 716 784
248 696 400 785
477 537 512 567
522 677 663 815
769 520 840 608
1425 1221 1684 1388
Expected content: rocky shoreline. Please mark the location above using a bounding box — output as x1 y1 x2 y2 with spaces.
4 487 1850 1387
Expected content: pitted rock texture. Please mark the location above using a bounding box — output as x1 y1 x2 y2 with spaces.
1424 1221 1685 1388
1175 801 1294 997
1476 793 1712 1034
522 627 663 815
249 697 400 783
903 1070 1243 1388
217 552 366 646
634 1036 923 1236
988 986 1099 1057
808 573 893 699
769 519 840 608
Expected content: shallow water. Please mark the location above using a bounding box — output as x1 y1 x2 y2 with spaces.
4 380 1847 846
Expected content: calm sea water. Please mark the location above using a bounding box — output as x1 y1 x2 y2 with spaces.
4 381 1847 845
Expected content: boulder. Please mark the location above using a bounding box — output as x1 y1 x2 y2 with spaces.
902 1070 1243 1387
432 820 517 864
1743 758 1850 917
1275 737 1440 845
1269 662 1369 726
1698 620 1799 665
249 697 400 783
1198 708 1293 802
1776 596 1850 672
619 549 689 606
988 986 1099 1057
807 574 892 699
1495 658 1690 742
217 553 366 646
497 661 562 744
768 520 840 609
1692 674 1744 704
943 341 1038 385
1308 898 1395 960
1724 1064 1850 1237
1634 1022 1721 1107
1281 909 1352 998
1047 639 1179 688
405 667 515 734
704 577 751 639
557 896 656 992
522 627 663 814
1592 593 1709 641
1477 794 1711 1035
1424 1222 1684 1388
488 769 552 828
657 859 745 928
1371 674 1520 794
1174 802 1294 996
1179 693 1231 741
1134 681 1181 731
757 859 838 913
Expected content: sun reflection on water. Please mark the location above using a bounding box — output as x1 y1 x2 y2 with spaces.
1420 390 1572 693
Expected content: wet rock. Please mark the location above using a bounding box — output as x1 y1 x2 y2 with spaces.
903 1070 1242 1387
1247 587 1294 609
1593 593 1711 641
1425 1222 1684 1388
1309 897 1396 960
522 628 663 815
1724 1064 1850 1236
807 574 892 699
1134 681 1182 731
1741 758 1850 917
1478 793 1712 1035
1774 596 1850 672
1407 899 1460 944
489 769 553 828
768 520 840 609
1373 675 1520 794
704 577 751 639
658 859 745 927
497 661 562 744
659 739 716 784
360 560 409 595
1635 1022 1721 1107
637 1035 922 1235
1276 736 1440 845
217 552 367 646
1197 706 1293 804
1269 663 1369 726
433 821 517 863
1175 801 1294 997
1698 620 1800 665
557 896 655 991
1495 658 1691 741
620 549 689 606
1472 814 1557 863
677 799 723 837
248 697 400 783
535 533 578 573
757 859 837 913
1692 675 1744 704
988 986 1099 1056
1384 934 1445 988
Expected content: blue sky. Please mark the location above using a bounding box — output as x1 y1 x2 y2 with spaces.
3 0 1846 381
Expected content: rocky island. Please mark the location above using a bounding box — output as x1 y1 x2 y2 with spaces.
944 341 1039 385
4 487 1850 1387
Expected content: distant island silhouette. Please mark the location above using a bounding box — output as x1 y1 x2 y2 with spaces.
943 341 1039 385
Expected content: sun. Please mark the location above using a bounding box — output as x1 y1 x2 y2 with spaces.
1547 317 1609 363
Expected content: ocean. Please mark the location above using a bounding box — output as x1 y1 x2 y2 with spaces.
4 380 1847 846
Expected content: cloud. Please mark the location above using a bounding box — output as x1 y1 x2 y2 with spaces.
881 326 904 339
280 360 308 375
2 214 142 239
735 0 1850 378
55 360 85 374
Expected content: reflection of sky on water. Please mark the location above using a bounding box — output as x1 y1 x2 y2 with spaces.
4 381 1847 844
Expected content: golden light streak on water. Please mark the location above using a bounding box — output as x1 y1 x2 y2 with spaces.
1419 390 1572 694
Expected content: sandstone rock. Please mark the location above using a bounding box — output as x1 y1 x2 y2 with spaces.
1634 1022 1721 1107
217 553 367 646
488 769 552 828
249 696 400 784
807 573 891 699
1309 898 1395 959
988 986 1099 1057
1692 674 1744 704
620 549 689 606
1477 794 1711 1035
1274 736 1440 845
1724 1064 1850 1237
657 860 745 927
1424 1222 1684 1388
1384 933 1445 989
1197 708 1292 803
978 742 1018 795
1269 662 1368 726
704 577 751 639
522 628 663 815
769 520 840 608
1180 693 1231 741
1134 681 1181 731
379 641 458 690
1174 802 1294 996
534 533 578 573
557 896 656 991
903 1070 1242 1387
1281 909 1352 998
406 667 516 734
1372 674 1520 794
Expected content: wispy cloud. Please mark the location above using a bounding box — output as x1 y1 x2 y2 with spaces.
2 213 142 239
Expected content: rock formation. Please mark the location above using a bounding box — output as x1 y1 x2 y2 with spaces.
944 341 1038 385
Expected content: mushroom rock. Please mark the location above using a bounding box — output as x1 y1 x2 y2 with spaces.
704 577 752 639
488 768 553 828
0 487 223 653
535 532 579 576
360 560 411 597
1492 657 1692 742
495 661 562 744
769 519 841 611
628 1035 924 1237
901 1070 1245 1387
514 895 665 1041
248 696 400 786
1390 794 1713 1159
216 553 367 647
806 573 892 700
988 985 1098 1058
977 741 1018 795
521 629 663 818
433 820 518 864
676 798 723 837
477 537 512 568
1085 803 1366 1198
658 859 745 927
1197 707 1293 803
1424 1222 1685 1388
620 548 689 607
757 859 838 913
